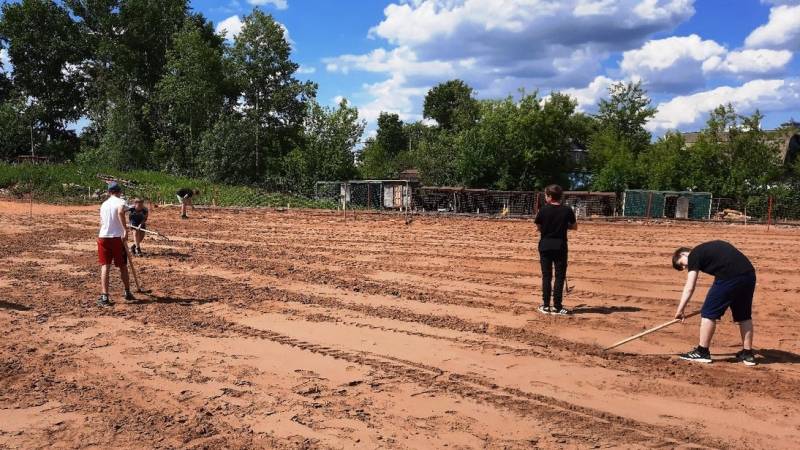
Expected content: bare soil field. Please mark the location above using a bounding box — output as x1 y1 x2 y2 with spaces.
1 200 799 449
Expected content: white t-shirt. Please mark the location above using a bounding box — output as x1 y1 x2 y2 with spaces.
99 195 126 238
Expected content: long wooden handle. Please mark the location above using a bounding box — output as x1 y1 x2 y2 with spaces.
604 310 701 351
125 243 142 292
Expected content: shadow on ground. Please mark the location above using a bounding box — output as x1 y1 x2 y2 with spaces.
571 305 642 315
0 300 31 311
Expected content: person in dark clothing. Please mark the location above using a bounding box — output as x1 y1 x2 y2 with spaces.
176 188 200 219
534 184 577 315
672 240 757 365
128 198 148 256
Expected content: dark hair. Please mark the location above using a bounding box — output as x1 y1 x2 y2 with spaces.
672 247 692 271
545 184 563 201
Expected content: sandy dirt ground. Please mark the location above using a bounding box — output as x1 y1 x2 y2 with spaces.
1 199 799 449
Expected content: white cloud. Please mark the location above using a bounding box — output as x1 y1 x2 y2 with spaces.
561 75 618 111
574 0 618 16
215 15 293 47
215 15 244 41
247 0 288 10
703 49 793 75
745 4 800 49
647 78 800 131
621 35 793 93
357 75 429 124
327 0 696 126
297 65 316 74
0 49 10 73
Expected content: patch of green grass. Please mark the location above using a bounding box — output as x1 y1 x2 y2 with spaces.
0 163 336 209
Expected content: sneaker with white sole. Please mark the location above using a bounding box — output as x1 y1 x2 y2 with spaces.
537 305 552 315
735 349 757 366
679 346 712 363
97 294 113 307
552 307 570 315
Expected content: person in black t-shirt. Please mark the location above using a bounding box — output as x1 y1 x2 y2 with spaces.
176 188 200 219
534 184 577 315
672 240 757 365
128 198 148 256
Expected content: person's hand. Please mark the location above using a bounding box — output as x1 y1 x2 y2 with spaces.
674 307 686 321
122 230 128 242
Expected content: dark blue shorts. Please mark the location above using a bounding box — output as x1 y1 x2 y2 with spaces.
701 271 756 322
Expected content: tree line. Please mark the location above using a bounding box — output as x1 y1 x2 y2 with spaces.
1 1 797 205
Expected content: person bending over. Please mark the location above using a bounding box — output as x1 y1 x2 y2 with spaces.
176 188 200 219
672 240 756 365
534 184 577 315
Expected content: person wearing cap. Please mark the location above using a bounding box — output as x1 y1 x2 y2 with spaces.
97 181 135 306
128 198 148 256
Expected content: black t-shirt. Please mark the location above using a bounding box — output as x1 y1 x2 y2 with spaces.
129 207 148 226
687 240 754 280
534 204 576 252
176 188 193 198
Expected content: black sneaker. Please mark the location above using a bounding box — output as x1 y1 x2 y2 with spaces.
181 215 188 219
552 307 570 315
135 247 143 257
97 294 113 307
537 305 552 315
679 346 712 363
123 290 136 302
735 349 757 366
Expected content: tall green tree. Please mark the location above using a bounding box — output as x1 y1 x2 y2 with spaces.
228 9 316 181
423 79 479 131
0 0 88 159
595 81 656 155
589 81 656 191
154 18 226 176
284 98 365 193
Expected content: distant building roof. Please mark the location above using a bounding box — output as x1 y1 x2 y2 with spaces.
399 169 420 182
681 127 800 165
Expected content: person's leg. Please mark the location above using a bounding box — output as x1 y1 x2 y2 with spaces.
552 250 568 310
738 320 753 350
100 264 111 295
135 230 144 253
698 318 717 348
119 265 131 292
540 251 553 307
181 200 187 217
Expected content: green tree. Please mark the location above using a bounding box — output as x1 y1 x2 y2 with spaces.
229 9 316 182
595 81 656 155
284 98 365 193
375 112 408 156
640 132 686 190
154 18 225 176
423 79 479 131
589 81 656 191
198 111 260 184
0 0 88 159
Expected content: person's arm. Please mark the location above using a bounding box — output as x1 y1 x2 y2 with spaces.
675 270 699 320
142 209 148 225
118 204 128 241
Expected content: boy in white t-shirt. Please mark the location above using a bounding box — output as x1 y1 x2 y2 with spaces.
97 182 134 306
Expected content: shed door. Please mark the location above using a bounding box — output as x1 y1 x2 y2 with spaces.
383 185 394 208
676 196 690 219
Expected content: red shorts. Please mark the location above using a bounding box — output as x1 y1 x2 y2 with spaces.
97 237 127 267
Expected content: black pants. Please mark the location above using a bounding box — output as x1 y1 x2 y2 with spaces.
540 249 568 309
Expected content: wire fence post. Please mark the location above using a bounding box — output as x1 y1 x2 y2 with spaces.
767 195 773 231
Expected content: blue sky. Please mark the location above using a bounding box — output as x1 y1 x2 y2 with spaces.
5 0 798 133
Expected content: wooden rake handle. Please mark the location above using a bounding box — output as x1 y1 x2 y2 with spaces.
604 310 701 351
